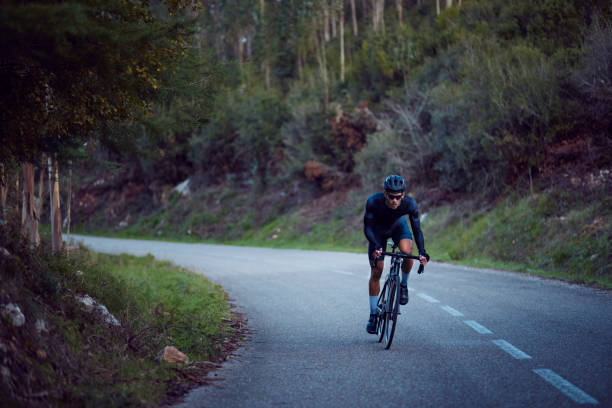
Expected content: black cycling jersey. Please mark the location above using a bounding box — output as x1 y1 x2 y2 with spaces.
363 192 426 255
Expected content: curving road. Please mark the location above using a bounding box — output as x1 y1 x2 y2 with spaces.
68 235 612 407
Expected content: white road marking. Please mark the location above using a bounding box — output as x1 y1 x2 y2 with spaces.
331 269 354 276
417 293 440 303
533 369 599 405
441 305 464 317
464 320 493 334
492 339 531 359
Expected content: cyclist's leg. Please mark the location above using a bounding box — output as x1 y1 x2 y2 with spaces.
369 258 384 296
398 238 414 277
367 239 386 333
391 217 414 285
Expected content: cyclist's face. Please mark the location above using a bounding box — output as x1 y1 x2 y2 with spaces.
385 191 404 209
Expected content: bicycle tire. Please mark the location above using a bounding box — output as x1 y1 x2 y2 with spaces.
376 280 389 343
384 274 401 349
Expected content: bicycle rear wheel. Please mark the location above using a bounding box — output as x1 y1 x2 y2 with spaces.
376 280 389 343
383 275 401 349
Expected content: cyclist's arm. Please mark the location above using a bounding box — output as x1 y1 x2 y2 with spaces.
408 211 426 257
363 201 382 250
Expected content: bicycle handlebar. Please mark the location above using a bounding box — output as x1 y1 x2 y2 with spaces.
381 251 426 274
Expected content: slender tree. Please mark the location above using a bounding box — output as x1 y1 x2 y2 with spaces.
21 162 40 245
397 0 403 27
0 163 8 226
340 2 345 82
350 0 358 36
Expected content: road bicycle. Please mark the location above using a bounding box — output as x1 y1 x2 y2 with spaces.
376 242 425 349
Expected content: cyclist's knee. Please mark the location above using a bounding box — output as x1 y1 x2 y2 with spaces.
370 262 383 280
398 238 413 254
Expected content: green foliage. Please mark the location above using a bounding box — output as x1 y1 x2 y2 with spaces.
422 189 612 287
190 86 289 186
0 0 199 165
0 223 233 406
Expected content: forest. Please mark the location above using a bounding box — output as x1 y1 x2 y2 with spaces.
1 1 611 404
1 0 611 277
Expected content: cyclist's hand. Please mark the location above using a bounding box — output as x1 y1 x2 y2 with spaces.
372 248 383 259
418 254 428 266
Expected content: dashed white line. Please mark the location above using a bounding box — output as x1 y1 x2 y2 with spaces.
464 320 493 334
417 293 440 303
331 269 354 276
533 369 599 404
440 305 464 317
492 339 531 359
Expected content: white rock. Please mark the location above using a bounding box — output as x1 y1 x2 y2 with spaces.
0 247 10 257
1 366 10 380
75 295 121 326
2 303 25 327
173 179 190 196
35 318 49 334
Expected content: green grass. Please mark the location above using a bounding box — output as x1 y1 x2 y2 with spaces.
1 224 234 407
421 191 612 289
75 185 611 289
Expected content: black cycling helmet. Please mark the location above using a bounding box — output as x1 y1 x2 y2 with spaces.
383 174 406 192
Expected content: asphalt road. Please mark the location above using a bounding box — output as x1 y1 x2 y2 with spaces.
68 235 612 407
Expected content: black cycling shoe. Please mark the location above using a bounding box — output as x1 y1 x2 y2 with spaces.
400 284 409 305
366 314 377 334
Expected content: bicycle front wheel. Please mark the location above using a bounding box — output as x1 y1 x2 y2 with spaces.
376 280 389 343
383 275 401 349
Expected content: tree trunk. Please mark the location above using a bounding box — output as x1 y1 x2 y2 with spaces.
0 163 7 226
297 52 303 80
396 0 403 27
371 0 377 31
21 162 40 246
324 2 330 42
66 161 72 236
265 63 271 89
436 0 440 15
48 156 62 252
446 0 452 8
331 12 337 39
340 6 345 82
379 0 385 32
350 0 358 36
314 28 329 110
37 157 44 218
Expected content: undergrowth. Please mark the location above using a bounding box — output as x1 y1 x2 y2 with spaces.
75 182 611 289
0 222 235 407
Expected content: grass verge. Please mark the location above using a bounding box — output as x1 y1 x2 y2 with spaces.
0 223 242 407
75 185 611 289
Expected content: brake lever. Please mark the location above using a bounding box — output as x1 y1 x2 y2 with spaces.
418 264 425 274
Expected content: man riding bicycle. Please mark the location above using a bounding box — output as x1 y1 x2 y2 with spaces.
364 174 429 334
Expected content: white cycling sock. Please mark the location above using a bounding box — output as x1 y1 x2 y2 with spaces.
369 296 379 315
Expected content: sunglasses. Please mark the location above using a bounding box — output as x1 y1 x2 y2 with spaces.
387 194 403 201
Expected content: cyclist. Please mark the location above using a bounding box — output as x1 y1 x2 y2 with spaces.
364 174 429 334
